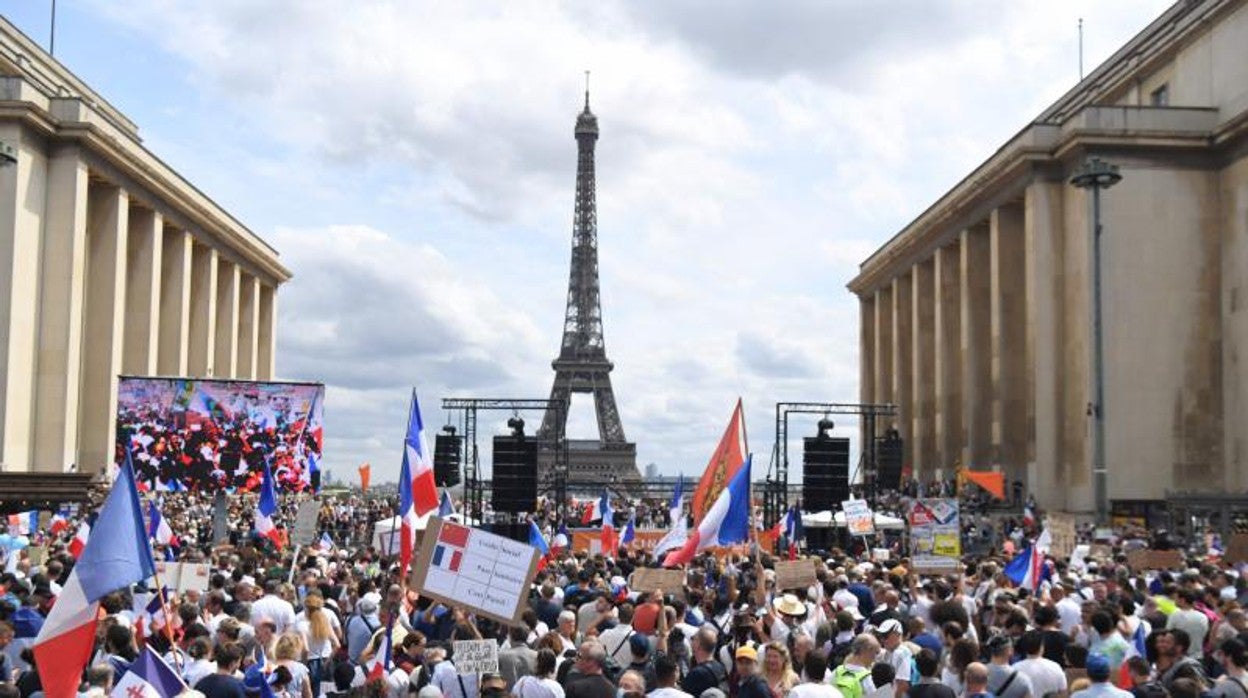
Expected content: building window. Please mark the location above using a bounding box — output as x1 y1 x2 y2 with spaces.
1150 83 1170 106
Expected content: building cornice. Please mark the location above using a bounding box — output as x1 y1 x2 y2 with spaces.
848 107 1228 295
0 19 291 285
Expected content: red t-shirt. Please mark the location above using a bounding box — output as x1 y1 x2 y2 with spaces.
632 602 661 634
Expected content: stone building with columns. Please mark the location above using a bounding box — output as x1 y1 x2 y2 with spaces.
0 18 290 476
849 0 1248 514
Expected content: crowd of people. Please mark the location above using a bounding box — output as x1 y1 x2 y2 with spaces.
0 487 1246 698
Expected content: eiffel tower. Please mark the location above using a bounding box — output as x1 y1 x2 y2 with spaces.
537 87 640 491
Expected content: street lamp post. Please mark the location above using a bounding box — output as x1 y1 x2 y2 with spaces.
1069 157 1122 524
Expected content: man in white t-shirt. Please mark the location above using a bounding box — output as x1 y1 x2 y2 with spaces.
1014 630 1067 698
251 579 296 634
876 620 913 698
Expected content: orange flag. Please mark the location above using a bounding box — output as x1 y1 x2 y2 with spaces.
358 463 371 491
961 469 1005 500
691 399 748 523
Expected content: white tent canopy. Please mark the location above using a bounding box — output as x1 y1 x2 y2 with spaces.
802 510 905 530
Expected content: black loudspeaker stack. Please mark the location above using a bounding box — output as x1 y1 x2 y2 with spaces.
434 434 462 488
875 432 904 492
802 436 850 512
492 435 538 514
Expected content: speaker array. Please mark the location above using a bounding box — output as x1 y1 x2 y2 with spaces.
492 435 537 513
802 436 850 512
433 434 462 488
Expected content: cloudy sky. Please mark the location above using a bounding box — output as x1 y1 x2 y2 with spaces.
5 0 1171 484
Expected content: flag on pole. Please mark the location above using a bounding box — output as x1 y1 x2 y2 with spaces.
358 463 371 491
254 460 282 548
134 592 168 645
654 477 688 558
438 490 455 517
784 505 804 560
691 400 748 522
397 438 417 577
1004 529 1051 591
621 515 635 546
664 455 753 567
110 646 185 698
69 521 90 559
1116 621 1149 688
49 511 69 537
365 618 395 680
599 490 616 555
1023 504 1036 528
316 531 334 553
406 391 439 516
529 521 551 571
148 502 179 561
35 455 156 698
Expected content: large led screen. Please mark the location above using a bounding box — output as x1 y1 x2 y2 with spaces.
116 377 325 493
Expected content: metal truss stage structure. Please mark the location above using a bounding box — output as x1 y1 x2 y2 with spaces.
762 401 898 531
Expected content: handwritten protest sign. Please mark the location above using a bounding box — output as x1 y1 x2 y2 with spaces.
1047 513 1077 559
453 640 499 674
630 568 685 593
410 517 541 625
1126 549 1185 571
774 559 817 591
843 499 875 536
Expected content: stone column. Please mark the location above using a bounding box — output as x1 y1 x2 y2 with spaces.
1025 179 1065 509
991 203 1027 484
78 183 129 473
874 286 894 406
123 207 162 375
961 224 992 468
861 295 876 407
0 126 46 470
32 145 89 473
188 243 218 377
258 284 277 380
158 228 192 376
911 259 936 478
238 274 260 379
892 274 913 458
214 259 240 377
934 242 962 470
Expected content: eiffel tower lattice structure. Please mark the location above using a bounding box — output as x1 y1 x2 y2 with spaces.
537 88 640 492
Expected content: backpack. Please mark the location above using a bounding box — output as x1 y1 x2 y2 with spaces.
833 665 872 698
828 640 853 669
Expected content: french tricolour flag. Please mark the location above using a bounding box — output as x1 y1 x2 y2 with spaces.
581 495 604 525
433 522 470 573
654 476 688 559
35 456 156 698
148 503 178 561
254 461 282 547
406 391 439 516
134 592 168 645
663 455 753 567
529 521 551 571
49 511 69 537
438 490 455 517
69 521 90 559
111 646 185 697
1005 528 1052 591
621 515 636 546
783 505 804 560
598 490 617 555
365 618 395 681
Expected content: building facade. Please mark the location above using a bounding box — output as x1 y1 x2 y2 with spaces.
0 19 290 475
849 0 1248 513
